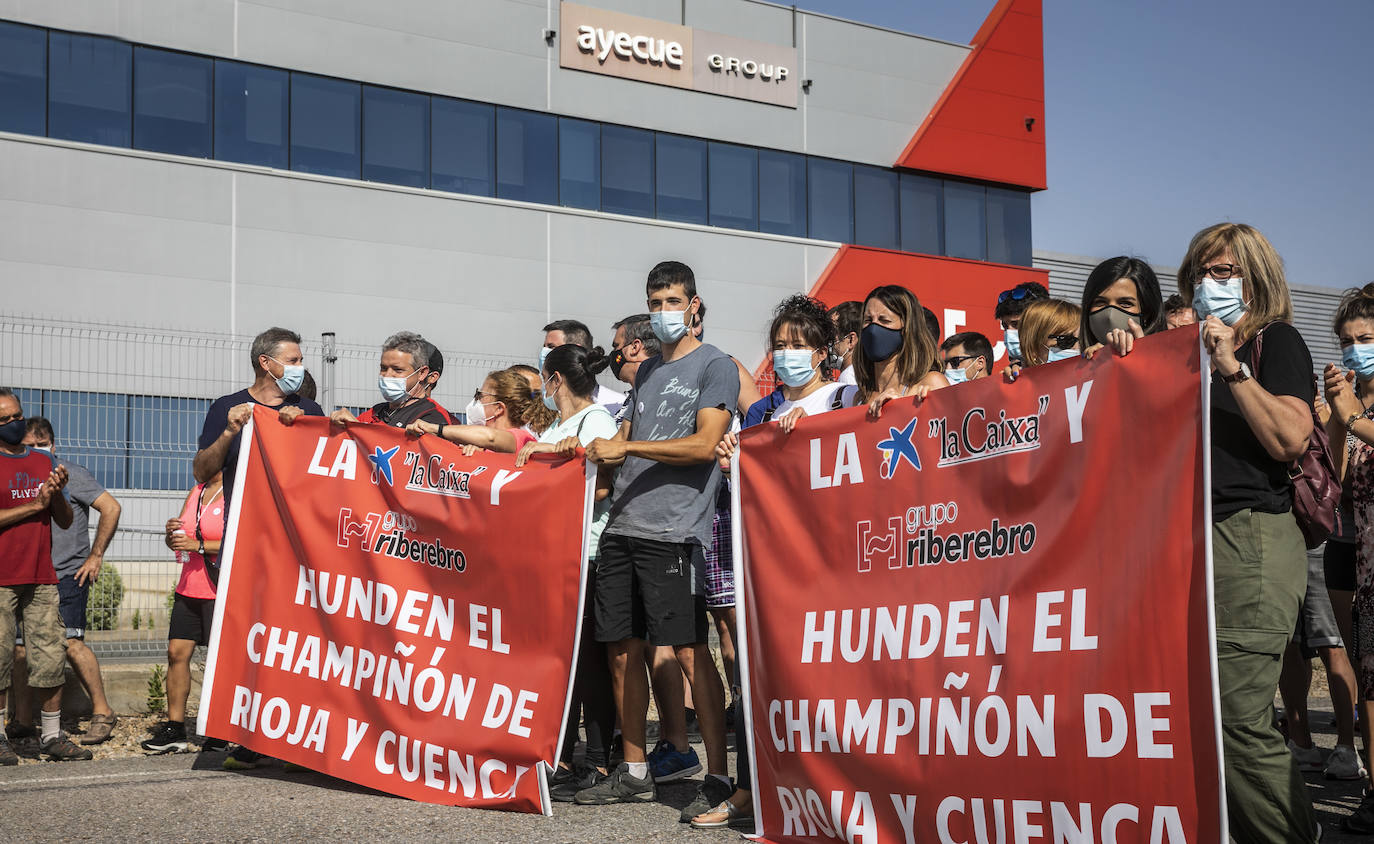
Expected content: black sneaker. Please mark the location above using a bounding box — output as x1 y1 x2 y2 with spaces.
5 720 36 741
40 732 93 761
680 776 734 823
141 721 188 754
550 763 606 802
0 734 17 766
201 737 229 752
1345 790 1374 834
573 762 655 805
223 746 264 770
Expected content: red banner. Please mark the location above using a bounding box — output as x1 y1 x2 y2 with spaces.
736 326 1223 843
198 408 590 813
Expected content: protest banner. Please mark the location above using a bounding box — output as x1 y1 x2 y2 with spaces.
734 326 1222 843
198 408 591 813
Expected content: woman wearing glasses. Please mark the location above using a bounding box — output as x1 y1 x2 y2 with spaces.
1016 299 1082 367
406 368 554 453
1107 222 1318 842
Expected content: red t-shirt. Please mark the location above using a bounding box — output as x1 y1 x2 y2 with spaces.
0 448 58 586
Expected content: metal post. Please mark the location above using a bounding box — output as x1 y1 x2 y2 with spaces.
321 331 337 410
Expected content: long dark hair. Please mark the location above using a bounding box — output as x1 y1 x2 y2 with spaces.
853 285 936 398
1079 256 1164 345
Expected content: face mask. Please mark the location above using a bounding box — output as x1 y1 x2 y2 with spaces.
542 377 561 411
944 366 969 385
31 444 53 454
1004 327 1021 360
538 346 551 372
1047 346 1079 363
610 348 628 381
1344 343 1374 381
772 349 818 388
378 372 415 404
464 398 488 426
860 324 903 362
650 308 690 344
1192 278 1247 326
1088 305 1141 343
0 420 26 445
270 357 305 395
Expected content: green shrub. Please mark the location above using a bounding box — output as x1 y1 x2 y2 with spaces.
85 564 124 631
147 665 167 714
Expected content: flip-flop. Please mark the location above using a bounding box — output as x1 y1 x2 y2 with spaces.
690 800 753 829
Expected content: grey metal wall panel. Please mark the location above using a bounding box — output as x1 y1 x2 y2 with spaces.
0 0 235 56
686 0 793 45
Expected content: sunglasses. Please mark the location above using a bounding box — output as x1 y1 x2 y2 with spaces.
1047 334 1079 350
997 286 1035 304
943 355 976 367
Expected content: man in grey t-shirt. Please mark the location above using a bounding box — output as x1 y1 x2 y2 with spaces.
576 261 737 820
12 418 122 744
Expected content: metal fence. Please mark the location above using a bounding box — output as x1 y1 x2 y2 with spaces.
0 313 513 660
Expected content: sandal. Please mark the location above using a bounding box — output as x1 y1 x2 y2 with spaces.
690 799 754 829
80 713 118 746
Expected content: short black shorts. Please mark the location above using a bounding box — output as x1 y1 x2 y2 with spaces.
57 574 88 639
168 592 216 646
1326 540 1358 593
594 534 708 646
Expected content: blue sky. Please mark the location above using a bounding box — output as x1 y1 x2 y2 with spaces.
797 0 1374 288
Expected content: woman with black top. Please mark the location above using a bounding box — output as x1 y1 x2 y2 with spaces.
1111 222 1317 843
1322 284 1374 831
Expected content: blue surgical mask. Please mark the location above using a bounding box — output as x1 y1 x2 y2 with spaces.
538 346 551 372
772 350 817 388
542 376 560 411
860 324 903 362
378 374 412 404
650 308 690 344
270 357 305 395
1344 343 1374 381
1192 278 1248 326
1004 327 1021 360
1047 346 1079 363
944 366 969 385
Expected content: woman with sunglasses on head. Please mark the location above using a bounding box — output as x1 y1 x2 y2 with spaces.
1077 256 1165 359
1105 222 1318 842
851 285 948 419
1016 299 1082 367
994 281 1050 366
405 367 554 453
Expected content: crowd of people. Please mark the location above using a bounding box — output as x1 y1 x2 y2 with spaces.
2 221 1373 841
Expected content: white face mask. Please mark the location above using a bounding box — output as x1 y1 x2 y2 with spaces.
464 398 488 426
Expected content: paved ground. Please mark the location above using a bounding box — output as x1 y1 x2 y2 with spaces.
0 707 1369 842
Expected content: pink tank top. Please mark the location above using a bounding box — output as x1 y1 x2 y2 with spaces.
175 483 224 600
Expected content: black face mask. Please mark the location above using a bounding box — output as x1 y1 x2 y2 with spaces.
860 323 903 362
610 348 628 381
0 419 25 445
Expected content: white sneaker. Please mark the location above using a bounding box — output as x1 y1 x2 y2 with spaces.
1287 740 1327 772
1325 744 1367 780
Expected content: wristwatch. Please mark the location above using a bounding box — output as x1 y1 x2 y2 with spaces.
1221 362 1251 384
437 423 446 439
1347 411 1365 428
197 540 205 555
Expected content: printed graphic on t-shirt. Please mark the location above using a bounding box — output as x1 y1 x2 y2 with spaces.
642 376 704 441
8 471 42 503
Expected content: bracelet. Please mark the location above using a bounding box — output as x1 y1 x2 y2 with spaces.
1347 412 1365 428
437 424 446 439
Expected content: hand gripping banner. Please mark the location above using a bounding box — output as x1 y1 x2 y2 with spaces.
734 327 1223 843
198 408 592 813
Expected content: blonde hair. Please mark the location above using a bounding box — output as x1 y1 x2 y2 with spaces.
854 285 937 399
1177 222 1291 345
487 368 556 433
1019 299 1082 367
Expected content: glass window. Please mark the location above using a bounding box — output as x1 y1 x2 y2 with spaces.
987 187 1033 266
558 118 599 210
133 47 211 158
0 22 47 136
432 97 494 196
853 166 899 250
655 134 707 225
48 33 132 147
41 390 128 489
944 181 987 260
214 60 288 168
128 395 207 490
362 86 428 188
601 125 654 218
807 158 853 243
495 107 557 204
290 73 360 179
900 173 943 255
758 150 806 237
708 143 757 231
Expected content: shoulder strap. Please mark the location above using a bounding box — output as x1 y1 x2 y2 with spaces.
830 384 847 411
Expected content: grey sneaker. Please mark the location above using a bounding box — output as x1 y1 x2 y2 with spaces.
1326 744 1368 780
680 776 734 822
573 762 655 805
0 734 17 766
40 732 93 761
